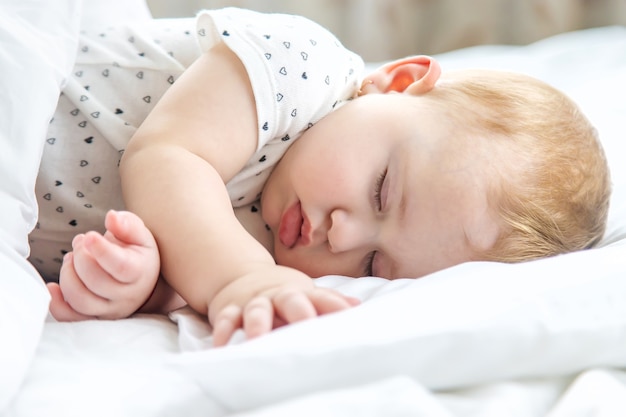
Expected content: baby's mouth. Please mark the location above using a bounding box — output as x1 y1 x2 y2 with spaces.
279 201 303 248
278 201 312 248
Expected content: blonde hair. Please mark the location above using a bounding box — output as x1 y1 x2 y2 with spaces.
427 70 611 262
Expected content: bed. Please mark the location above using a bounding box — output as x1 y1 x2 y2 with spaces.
2 1 626 416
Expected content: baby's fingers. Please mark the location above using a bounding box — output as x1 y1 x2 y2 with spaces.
212 298 276 347
78 232 143 284
211 291 360 348
242 297 274 340
47 282 94 322
273 290 317 323
212 304 243 347
307 289 360 315
52 253 111 319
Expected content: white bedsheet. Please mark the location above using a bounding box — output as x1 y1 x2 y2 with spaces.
2 1 626 416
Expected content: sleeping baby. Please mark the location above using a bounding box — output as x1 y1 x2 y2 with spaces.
30 7 610 346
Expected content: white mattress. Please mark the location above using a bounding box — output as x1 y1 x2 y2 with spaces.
2 1 626 416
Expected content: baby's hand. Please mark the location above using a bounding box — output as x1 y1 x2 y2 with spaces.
209 266 360 347
47 210 160 321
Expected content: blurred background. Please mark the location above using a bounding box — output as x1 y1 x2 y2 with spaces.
146 0 626 61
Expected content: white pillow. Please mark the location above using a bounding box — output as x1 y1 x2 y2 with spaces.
0 0 80 412
170 244 626 410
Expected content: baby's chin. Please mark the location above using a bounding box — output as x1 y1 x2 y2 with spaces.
272 247 315 277
271 242 289 268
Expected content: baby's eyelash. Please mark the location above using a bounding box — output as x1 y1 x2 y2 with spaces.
365 168 387 276
374 168 388 211
364 251 376 276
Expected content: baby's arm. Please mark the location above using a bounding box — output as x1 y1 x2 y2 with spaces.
47 210 164 321
120 42 356 346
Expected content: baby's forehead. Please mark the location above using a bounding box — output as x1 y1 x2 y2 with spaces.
421 124 519 196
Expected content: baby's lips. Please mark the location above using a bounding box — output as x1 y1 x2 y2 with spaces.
278 201 303 248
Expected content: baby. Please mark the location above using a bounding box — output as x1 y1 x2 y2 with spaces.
32 8 610 346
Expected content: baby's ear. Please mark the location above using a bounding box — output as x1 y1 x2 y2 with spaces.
360 56 441 96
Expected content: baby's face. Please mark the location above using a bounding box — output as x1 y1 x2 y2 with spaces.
261 93 500 279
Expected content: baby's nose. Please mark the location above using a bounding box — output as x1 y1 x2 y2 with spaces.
327 209 376 253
